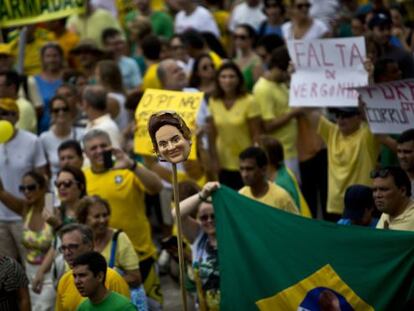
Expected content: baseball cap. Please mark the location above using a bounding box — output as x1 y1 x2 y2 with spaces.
0 98 18 112
343 185 374 220
368 13 392 29
0 44 12 56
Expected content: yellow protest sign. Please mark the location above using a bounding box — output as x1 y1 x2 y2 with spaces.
134 89 203 160
0 0 85 28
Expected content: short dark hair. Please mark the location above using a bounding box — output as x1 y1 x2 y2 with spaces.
76 196 111 224
373 58 398 83
58 140 83 158
235 24 257 45
181 30 205 50
102 27 122 44
256 35 285 55
82 85 107 111
57 166 87 198
59 223 94 245
0 70 21 90
73 251 107 284
40 42 64 60
371 166 412 197
259 136 284 169
141 35 162 61
397 129 414 144
239 146 268 168
213 62 246 99
264 0 286 15
268 46 290 71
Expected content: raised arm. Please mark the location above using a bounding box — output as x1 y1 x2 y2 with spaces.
173 181 220 243
111 148 163 195
0 179 26 216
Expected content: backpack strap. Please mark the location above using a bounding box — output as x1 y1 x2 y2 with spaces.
109 229 122 268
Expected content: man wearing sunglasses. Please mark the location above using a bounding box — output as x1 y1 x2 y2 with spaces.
305 107 396 221
0 98 47 264
372 167 414 231
55 224 130 311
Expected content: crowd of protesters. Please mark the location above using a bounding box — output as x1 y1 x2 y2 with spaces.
1 0 414 310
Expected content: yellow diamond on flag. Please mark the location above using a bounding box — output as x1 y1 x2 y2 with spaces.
256 264 374 311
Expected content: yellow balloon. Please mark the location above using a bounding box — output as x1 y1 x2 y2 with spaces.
0 120 14 143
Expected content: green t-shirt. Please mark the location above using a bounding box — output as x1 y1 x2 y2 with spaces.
77 291 136 311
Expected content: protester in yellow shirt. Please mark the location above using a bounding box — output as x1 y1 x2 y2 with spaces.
55 224 130 311
305 107 396 218
209 62 261 190
82 129 164 307
238 146 299 214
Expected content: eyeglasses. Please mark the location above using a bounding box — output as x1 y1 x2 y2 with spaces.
199 213 215 222
370 168 390 179
19 184 38 192
296 3 311 10
59 243 80 253
55 180 77 189
233 34 249 40
335 112 359 119
52 107 69 114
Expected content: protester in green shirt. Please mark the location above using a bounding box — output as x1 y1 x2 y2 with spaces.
74 252 136 311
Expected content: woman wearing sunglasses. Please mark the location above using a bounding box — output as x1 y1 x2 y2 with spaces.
281 0 330 41
40 95 84 188
32 166 86 294
189 53 217 99
173 181 220 310
0 170 55 310
233 24 263 92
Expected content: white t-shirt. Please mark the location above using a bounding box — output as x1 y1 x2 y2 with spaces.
228 2 266 32
0 130 47 221
175 6 220 38
281 18 329 41
108 92 129 131
40 127 85 181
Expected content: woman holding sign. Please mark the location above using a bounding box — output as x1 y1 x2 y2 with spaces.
281 0 330 41
208 62 261 190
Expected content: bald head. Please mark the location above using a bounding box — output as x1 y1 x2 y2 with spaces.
82 85 107 111
157 59 187 90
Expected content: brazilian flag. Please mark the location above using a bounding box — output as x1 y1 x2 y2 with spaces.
213 186 414 310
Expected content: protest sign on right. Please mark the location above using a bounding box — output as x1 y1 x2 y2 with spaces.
287 37 368 107
356 80 414 134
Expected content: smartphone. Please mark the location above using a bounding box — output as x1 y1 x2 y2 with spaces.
103 150 114 169
44 193 54 214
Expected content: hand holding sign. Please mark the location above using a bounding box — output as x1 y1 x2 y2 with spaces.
287 37 368 107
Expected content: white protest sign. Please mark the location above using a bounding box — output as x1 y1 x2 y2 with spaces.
287 37 368 107
356 79 414 134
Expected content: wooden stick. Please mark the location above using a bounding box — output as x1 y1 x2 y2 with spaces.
172 163 188 311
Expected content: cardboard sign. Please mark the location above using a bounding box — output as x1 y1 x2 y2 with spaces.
134 88 203 159
0 0 85 27
287 37 368 107
356 80 414 134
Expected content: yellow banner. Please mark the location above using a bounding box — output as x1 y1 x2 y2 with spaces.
134 88 203 160
0 0 85 27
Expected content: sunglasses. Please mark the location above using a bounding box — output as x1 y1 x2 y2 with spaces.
296 3 311 9
171 45 185 50
199 213 215 222
370 169 390 179
52 107 69 114
335 112 359 119
233 34 249 40
59 243 80 253
55 180 77 189
19 184 38 192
